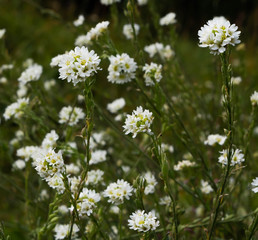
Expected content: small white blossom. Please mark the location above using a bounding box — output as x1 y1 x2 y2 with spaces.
12 159 26 171
100 0 120 5
18 64 43 85
86 169 104 185
39 189 49 201
3 98 29 120
17 83 28 98
73 14 84 27
200 180 213 194
75 21 110 46
204 134 227 146
17 146 40 162
137 0 148 5
161 143 174 153
0 77 7 84
50 54 65 67
198 16 241 55
144 42 175 60
103 179 134 204
66 163 80 175
107 98 126 114
58 205 69 214
143 62 162 86
89 149 107 165
108 53 137 84
123 106 154 138
0 64 13 74
174 160 196 171
218 148 245 166
44 79 56 90
54 224 79 240
41 130 59 149
59 106 85 126
0 29 6 39
123 24 140 40
128 210 159 232
250 91 258 106
231 76 242 85
159 196 171 206
160 12 176 26
47 174 65 194
251 177 258 193
143 172 157 195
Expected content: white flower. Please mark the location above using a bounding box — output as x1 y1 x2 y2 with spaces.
159 196 171 206
160 12 176 26
231 76 242 85
50 54 65 67
107 53 137 84
18 64 43 85
128 210 159 232
39 189 49 201
218 148 245 166
0 77 7 84
198 16 241 55
12 159 26 171
73 14 84 27
144 43 175 60
17 83 28 98
204 134 227 146
69 176 81 193
42 130 59 149
0 29 6 39
17 146 40 162
59 106 85 126
250 91 258 106
100 0 120 5
174 160 196 171
107 98 126 114
33 148 65 179
137 0 148 5
251 177 258 193
75 21 110 46
74 188 101 216
66 163 80 175
89 150 107 165
123 106 154 138
57 46 101 85
86 169 104 185
200 180 213 194
103 179 133 204
123 24 140 39
143 172 157 195
3 98 29 120
88 132 106 149
0 64 13 74
47 174 65 194
143 62 162 86
58 205 69 214
44 79 56 90
161 143 174 153
54 224 79 240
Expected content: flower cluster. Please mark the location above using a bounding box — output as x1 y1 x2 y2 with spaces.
3 98 29 120
18 63 43 85
123 106 154 138
123 24 140 39
204 134 227 146
174 160 196 171
103 179 133 204
54 224 79 240
107 97 126 114
143 62 162 86
144 42 174 60
17 145 40 161
100 0 120 5
41 130 59 149
75 21 110 46
198 16 241 55
143 172 157 195
160 12 176 26
74 188 101 216
231 76 242 85
218 148 245 166
58 106 85 126
137 0 148 5
200 180 213 194
128 210 160 232
107 53 137 84
55 46 101 85
86 169 104 185
89 149 107 165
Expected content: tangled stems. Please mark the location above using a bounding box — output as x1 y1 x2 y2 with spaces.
150 134 179 240
208 50 234 239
